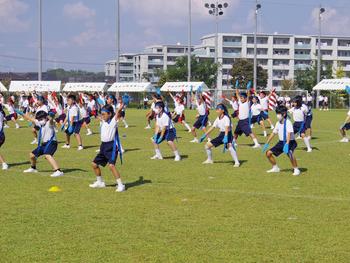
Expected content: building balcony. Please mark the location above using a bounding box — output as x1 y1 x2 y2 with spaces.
294 54 311 60
223 42 242 47
294 64 311 70
148 60 164 65
294 44 311 49
222 53 241 58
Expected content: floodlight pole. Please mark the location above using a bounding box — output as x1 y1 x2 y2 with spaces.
116 0 120 83
188 0 192 82
253 1 260 91
38 0 43 81
316 6 325 109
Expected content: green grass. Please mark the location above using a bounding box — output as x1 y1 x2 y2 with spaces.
0 109 350 262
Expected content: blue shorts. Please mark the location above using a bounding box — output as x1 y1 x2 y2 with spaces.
211 131 233 148
231 111 238 119
93 141 118 166
235 119 252 136
343 123 350 130
6 113 17 121
156 128 176 143
119 111 126 118
251 115 261 125
55 114 66 123
305 115 313 129
173 114 185 123
260 111 269 120
293 121 306 135
0 132 5 148
193 115 208 129
65 121 82 135
32 141 58 157
83 117 91 125
270 140 297 157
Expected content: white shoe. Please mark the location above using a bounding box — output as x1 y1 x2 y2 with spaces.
250 124 254 129
174 155 181 162
61 144 70 149
263 131 267 137
340 138 349 143
15 124 20 129
121 148 125 154
270 125 274 130
89 181 106 188
95 149 100 153
190 138 199 143
19 118 24 121
77 146 84 151
252 144 261 149
86 131 93 136
2 163 8 170
207 138 211 142
4 124 9 128
23 168 38 173
54 128 58 133
233 162 240 168
202 159 214 164
296 136 302 140
293 169 301 176
307 148 312 153
124 125 129 129
267 167 280 173
144 125 151 129
116 184 126 192
30 138 38 145
188 129 192 133
50 170 64 177
150 155 163 160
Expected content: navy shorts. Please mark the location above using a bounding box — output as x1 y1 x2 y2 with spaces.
173 114 185 123
270 140 297 157
93 141 118 166
235 119 252 136
156 128 176 143
6 113 17 121
251 115 261 125
231 111 238 119
119 111 126 118
193 115 208 129
32 141 58 157
55 114 66 123
343 123 350 130
293 121 306 135
260 111 269 120
211 131 233 148
65 121 82 135
34 125 41 131
0 133 5 148
83 117 91 124
305 115 313 129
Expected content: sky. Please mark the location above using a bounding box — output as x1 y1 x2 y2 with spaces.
1 0 350 72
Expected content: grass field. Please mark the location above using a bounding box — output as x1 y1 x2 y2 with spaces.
0 109 350 262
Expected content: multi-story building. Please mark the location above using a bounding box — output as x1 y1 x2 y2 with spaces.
105 33 350 89
105 53 135 82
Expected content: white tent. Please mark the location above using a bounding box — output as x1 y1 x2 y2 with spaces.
313 79 350 91
108 82 155 92
161 82 209 92
9 81 61 93
63 82 107 92
0 82 7 92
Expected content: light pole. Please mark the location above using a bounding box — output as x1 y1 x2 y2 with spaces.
38 0 43 81
188 0 192 82
116 0 120 83
253 2 261 90
316 6 325 109
205 1 228 92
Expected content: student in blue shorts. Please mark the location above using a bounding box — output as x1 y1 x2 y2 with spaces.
339 109 350 143
0 104 8 170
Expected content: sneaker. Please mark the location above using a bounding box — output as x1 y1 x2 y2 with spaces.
15 124 20 129
250 124 254 129
190 138 199 143
2 163 8 170
202 159 214 164
340 138 349 143
307 148 312 153
267 167 280 173
116 184 126 192
86 131 93 136
23 168 38 173
19 117 24 121
4 124 9 129
293 169 301 176
150 155 163 160
252 144 261 149
61 144 70 149
144 125 151 129
89 181 106 188
95 149 100 153
174 155 181 162
296 136 302 140
50 170 64 177
30 138 38 145
124 125 129 129
121 148 125 154
188 129 192 133
270 125 274 130
263 131 267 137
77 146 84 151
233 162 240 168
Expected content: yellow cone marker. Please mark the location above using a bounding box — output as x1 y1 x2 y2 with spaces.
48 186 61 192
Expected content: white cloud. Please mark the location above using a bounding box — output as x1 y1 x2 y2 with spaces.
310 7 350 35
63 1 96 20
0 0 29 32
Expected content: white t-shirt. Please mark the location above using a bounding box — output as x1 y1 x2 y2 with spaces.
238 101 250 120
151 102 156 112
174 104 185 115
347 110 350 116
101 117 118 142
212 115 231 132
259 96 268 110
5 104 15 114
229 101 238 111
22 99 29 108
87 100 96 110
273 119 295 141
251 103 262 116
34 120 56 143
319 95 324 102
55 104 63 116
307 95 313 102
67 104 81 122
36 105 49 113
324 97 328 103
289 105 308 122
196 101 206 116
156 113 173 130
79 105 88 118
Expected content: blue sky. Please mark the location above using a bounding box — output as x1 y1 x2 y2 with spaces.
1 0 350 72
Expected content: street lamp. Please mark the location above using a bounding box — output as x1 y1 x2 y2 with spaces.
116 0 120 83
205 1 228 92
38 0 42 81
316 6 325 109
188 0 192 82
253 1 261 90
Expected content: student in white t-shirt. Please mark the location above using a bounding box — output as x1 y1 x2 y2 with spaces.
318 95 324 110
258 91 275 130
250 96 267 137
339 109 350 143
323 96 329 111
169 93 191 133
199 103 240 167
145 94 161 129
263 105 300 176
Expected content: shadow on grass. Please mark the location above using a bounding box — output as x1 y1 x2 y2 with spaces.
124 148 141 153
214 160 248 166
8 161 30 167
39 168 88 174
106 176 152 189
83 145 100 150
163 155 188 160
280 168 308 173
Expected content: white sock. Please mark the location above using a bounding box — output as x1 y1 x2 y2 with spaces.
263 131 267 137
273 165 279 169
97 176 103 183
253 138 259 145
87 128 91 133
155 149 162 157
173 150 180 158
123 120 128 126
205 146 212 161
184 122 191 131
120 145 124 152
294 167 299 172
228 146 239 163
307 136 311 140
303 137 311 149
116 178 123 186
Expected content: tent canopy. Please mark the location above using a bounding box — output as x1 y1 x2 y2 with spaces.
313 79 350 91
63 82 107 92
161 82 209 92
108 82 155 92
0 82 7 92
9 81 61 93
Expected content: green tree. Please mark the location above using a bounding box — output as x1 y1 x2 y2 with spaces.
230 59 268 88
335 63 346 79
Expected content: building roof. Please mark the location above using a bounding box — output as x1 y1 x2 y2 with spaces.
313 79 350 91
